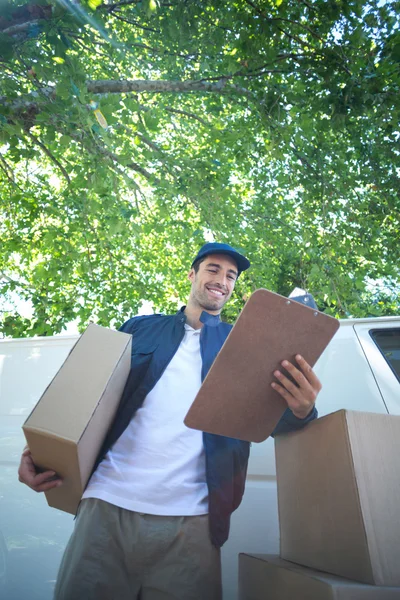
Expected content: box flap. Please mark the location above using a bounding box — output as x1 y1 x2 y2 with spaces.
23 324 131 442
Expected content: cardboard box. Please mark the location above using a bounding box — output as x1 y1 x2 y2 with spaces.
23 324 132 514
275 410 400 586
239 554 400 600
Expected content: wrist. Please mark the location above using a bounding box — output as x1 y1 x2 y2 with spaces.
292 405 314 420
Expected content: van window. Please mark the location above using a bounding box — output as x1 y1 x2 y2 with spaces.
370 329 400 383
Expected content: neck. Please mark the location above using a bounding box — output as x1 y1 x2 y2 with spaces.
184 300 221 329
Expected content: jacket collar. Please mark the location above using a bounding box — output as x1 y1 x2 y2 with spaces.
176 306 222 328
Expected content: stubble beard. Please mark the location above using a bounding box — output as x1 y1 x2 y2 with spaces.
193 286 228 313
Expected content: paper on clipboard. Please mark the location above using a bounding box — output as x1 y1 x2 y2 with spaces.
184 288 340 443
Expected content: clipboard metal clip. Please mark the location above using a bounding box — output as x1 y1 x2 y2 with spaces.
288 288 318 310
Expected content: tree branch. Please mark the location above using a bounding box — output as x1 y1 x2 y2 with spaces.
0 155 18 186
103 0 141 10
136 132 162 152
1 2 52 37
93 141 157 182
73 37 113 59
2 78 250 129
24 131 71 184
0 271 31 291
108 11 160 33
1 19 39 35
299 0 315 10
164 107 210 127
87 78 248 95
200 65 285 83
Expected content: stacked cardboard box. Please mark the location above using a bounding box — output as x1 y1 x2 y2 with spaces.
239 410 400 599
239 554 400 600
23 324 132 514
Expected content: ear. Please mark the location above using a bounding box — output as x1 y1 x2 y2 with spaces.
188 268 195 284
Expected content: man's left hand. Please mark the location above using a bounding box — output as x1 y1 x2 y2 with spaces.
271 355 322 419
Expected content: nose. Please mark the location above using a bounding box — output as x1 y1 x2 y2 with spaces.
214 271 229 289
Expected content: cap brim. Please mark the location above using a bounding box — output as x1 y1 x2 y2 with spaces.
219 250 250 273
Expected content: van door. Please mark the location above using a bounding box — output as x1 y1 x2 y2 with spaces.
0 336 76 600
354 322 400 416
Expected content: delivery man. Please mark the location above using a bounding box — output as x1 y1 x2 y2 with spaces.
18 242 321 600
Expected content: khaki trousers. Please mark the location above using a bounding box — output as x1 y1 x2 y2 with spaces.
54 498 222 600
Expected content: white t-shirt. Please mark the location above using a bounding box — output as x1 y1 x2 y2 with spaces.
83 324 208 515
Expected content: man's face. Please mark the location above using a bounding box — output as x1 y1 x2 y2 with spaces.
188 253 238 313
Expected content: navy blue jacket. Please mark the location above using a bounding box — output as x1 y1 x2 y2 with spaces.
93 307 317 547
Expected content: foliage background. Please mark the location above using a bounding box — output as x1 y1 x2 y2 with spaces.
1 0 399 336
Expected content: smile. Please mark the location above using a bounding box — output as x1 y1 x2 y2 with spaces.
206 287 225 298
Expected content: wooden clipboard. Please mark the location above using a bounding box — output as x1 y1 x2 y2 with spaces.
184 289 339 442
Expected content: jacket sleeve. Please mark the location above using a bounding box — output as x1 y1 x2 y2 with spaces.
118 317 137 334
271 405 318 437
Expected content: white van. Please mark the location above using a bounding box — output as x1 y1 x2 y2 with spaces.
0 317 399 600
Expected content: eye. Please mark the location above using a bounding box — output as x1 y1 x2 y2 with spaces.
208 269 217 274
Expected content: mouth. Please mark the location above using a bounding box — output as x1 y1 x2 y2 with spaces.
206 286 226 299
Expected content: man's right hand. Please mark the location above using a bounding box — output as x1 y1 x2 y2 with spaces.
18 448 63 492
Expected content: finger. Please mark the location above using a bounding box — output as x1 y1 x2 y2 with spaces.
280 360 315 396
18 464 59 486
271 382 314 419
295 355 322 391
22 452 36 468
19 453 40 477
34 478 63 493
33 471 61 486
273 369 304 401
271 381 293 403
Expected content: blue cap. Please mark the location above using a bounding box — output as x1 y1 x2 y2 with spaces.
191 242 251 275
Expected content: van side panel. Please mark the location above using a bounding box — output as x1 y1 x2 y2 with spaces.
1 320 397 599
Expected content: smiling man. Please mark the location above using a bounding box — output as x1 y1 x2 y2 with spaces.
185 249 239 324
19 242 320 600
